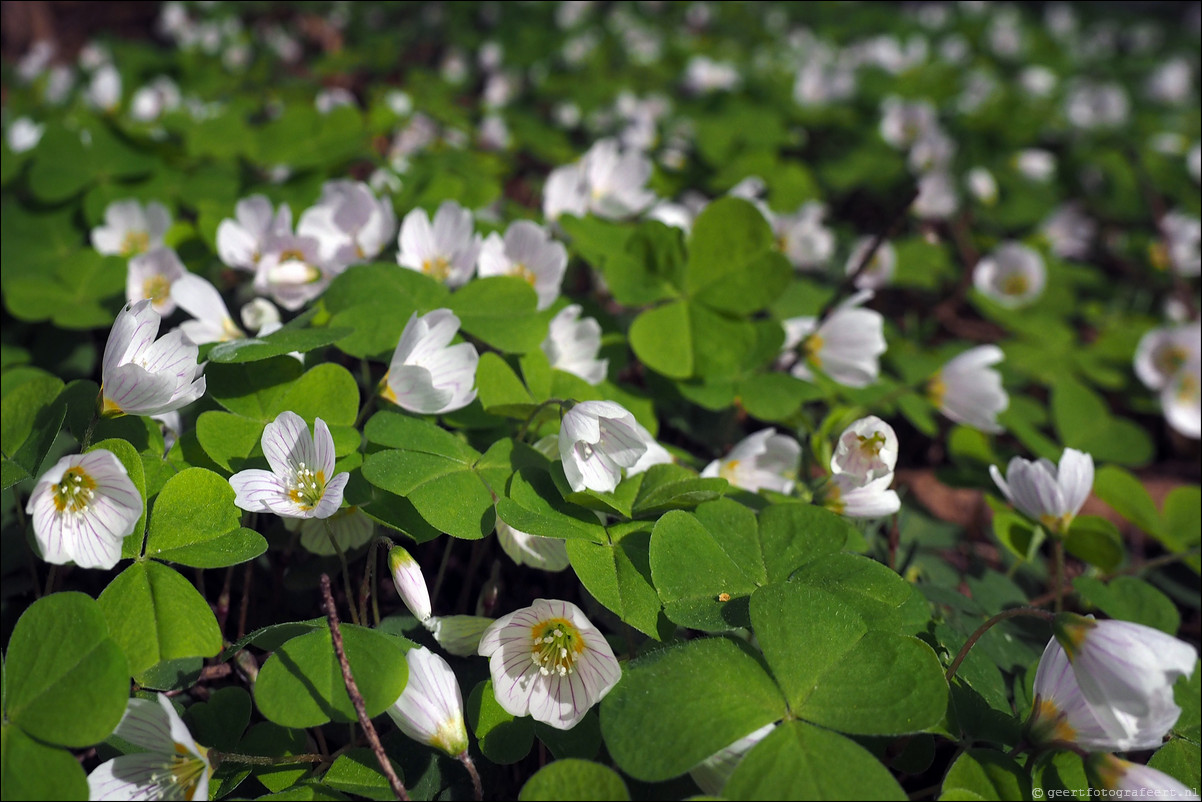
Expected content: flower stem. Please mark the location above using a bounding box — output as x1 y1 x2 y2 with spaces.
325 520 361 626
458 752 483 801
1051 539 1065 613
517 398 566 442
431 536 455 607
945 607 1055 683
209 751 326 768
320 574 410 802
358 536 381 627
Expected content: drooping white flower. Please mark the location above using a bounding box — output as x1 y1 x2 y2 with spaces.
240 297 282 335
389 544 433 622
289 506 374 556
1133 323 1200 392
101 300 206 417
6 116 44 153
496 520 570 572
824 472 901 518
1162 356 1201 439
85 63 122 112
477 221 567 310
831 416 898 484
228 411 349 519
127 247 186 316
1028 636 1180 752
701 429 799 495
689 723 777 796
1041 203 1096 261
381 310 479 415
783 291 887 389
297 180 397 266
1161 211 1200 277
1088 754 1201 801
989 448 1094 536
217 195 293 272
558 400 648 493
396 201 481 288
973 242 1046 308
428 615 495 657
844 238 896 290
388 647 470 757
26 450 141 570
87 695 212 802
541 305 608 386
92 199 172 257
928 345 1008 433
579 138 656 220
777 203 836 271
478 598 621 731
253 231 341 312
1053 614 1197 750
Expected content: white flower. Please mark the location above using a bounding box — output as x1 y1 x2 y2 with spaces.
1041 203 1096 261
1145 57 1193 105
1064 81 1130 129
241 298 282 335
17 40 55 83
218 196 293 271
543 163 590 222
1189 143 1201 184
496 520 570 572
965 167 998 205
127 247 186 316
26 450 141 570
702 429 799 495
1161 211 1200 277
86 63 122 112
1028 637 1179 751
1015 149 1056 183
6 117 44 153
101 300 205 417
388 647 469 757
1134 323 1200 392
989 448 1094 536
478 598 622 731
315 87 356 114
381 310 479 415
1053 614 1197 750
824 473 901 518
580 138 656 219
908 128 956 174
87 695 212 802
689 723 777 796
879 97 938 149
973 242 1046 308
290 506 374 556
130 75 181 122
168 273 246 345
389 544 433 622
297 180 396 266
92 199 172 257
627 422 675 476
228 411 350 519
558 400 648 493
396 201 481 288
831 416 898 484
1162 356 1201 439
912 171 958 220
478 114 511 151
844 238 896 290
929 345 1008 433
1089 754 1201 801
1019 65 1058 98
683 55 741 94
541 305 608 385
253 232 341 312
428 615 495 656
777 203 836 271
783 291 887 389
477 221 567 310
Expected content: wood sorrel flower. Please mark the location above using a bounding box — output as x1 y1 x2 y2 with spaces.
541 305 608 386
558 400 648 493
928 345 1008 433
229 411 349 519
783 290 886 389
702 429 800 495
989 448 1093 536
91 198 171 257
396 200 481 287
830 416 898 484
126 246 185 316
1087 754 1200 801
478 598 621 731
973 241 1046 308
87 694 212 802
101 299 206 418
26 450 142 570
387 646 470 757
389 544 433 623
381 309 479 415
477 220 568 310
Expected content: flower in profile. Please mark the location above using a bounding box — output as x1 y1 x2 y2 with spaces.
559 400 648 493
228 411 349 519
580 138 656 219
989 448 1093 536
823 473 901 518
973 241 1046 308
776 202 835 271
478 598 622 731
627 421 675 476
541 305 608 385
496 520 570 572
297 180 397 266
928 345 1008 433
428 615 495 657
1161 356 1201 439
1087 754 1200 801
217 195 293 272
170 273 246 345
1052 614 1197 749
1027 636 1181 752
543 163 590 222
87 694 212 801
389 544 433 623
127 246 186 316
831 416 898 484
26 450 141 570
844 238 895 290
85 63 122 112
1134 323 1200 391
702 429 799 494
396 201 481 288
690 723 777 796
381 310 479 415
477 221 568 310
101 300 206 418
783 291 887 388
91 199 171 257
388 647 470 758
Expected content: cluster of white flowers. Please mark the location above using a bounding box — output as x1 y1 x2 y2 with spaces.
878 96 958 220
821 416 901 518
1133 322 1201 439
543 137 656 221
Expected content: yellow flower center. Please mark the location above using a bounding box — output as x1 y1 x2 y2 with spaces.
718 459 741 482
1148 241 1170 272
927 374 947 406
169 743 209 801
121 230 151 256
856 431 887 458
53 467 97 514
1000 273 1029 296
143 274 172 306
422 256 452 281
1028 698 1077 746
101 392 125 418
1039 511 1075 536
287 461 327 510
513 262 537 287
1153 345 1187 378
804 334 824 367
531 617 585 677
1176 371 1200 405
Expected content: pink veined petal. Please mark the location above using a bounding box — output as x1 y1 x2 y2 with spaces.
104 300 161 377
432 201 473 253
398 209 435 268
103 362 179 415
989 465 1013 505
113 697 174 752
312 418 337 477
1057 449 1094 516
387 364 455 413
87 752 177 800
230 469 290 513
261 411 311 479
137 329 200 380
144 202 172 241
311 472 349 519
572 445 621 493
407 310 462 363
560 407 602 446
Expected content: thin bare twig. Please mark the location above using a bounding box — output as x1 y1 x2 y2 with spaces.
320 574 409 802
